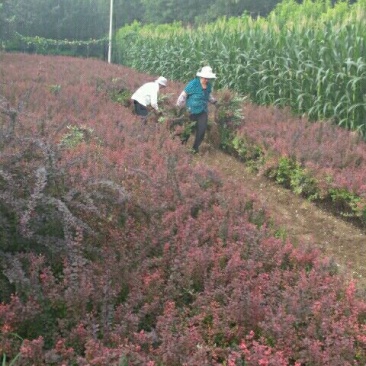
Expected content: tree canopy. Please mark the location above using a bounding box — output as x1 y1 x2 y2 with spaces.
0 0 280 42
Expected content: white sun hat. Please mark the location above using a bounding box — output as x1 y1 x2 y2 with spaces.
196 66 216 79
156 76 168 86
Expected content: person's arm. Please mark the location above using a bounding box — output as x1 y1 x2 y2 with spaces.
176 91 187 107
150 85 159 111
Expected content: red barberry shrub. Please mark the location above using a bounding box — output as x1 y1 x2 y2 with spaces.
0 53 365 366
239 103 366 196
233 103 366 224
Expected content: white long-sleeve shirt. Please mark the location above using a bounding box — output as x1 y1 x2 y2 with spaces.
131 81 160 110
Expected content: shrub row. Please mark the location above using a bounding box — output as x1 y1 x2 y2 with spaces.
154 77 366 228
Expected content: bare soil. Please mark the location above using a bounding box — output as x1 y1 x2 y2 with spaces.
196 145 366 291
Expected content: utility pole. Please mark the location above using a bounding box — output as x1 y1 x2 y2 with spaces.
108 0 114 63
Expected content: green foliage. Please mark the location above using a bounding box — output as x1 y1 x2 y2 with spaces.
1 352 21 366
109 88 132 107
1 333 22 366
114 0 366 136
100 77 134 107
268 157 318 198
181 121 196 142
216 90 246 126
59 125 98 148
328 187 363 218
1 0 109 42
49 84 61 95
214 90 246 150
272 0 333 24
231 135 264 166
0 0 278 51
119 356 129 366
274 226 288 241
13 33 107 58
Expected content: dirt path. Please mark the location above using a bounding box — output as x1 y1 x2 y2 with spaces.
197 147 366 290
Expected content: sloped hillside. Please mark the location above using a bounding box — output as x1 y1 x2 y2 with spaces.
1 53 366 365
198 148 366 288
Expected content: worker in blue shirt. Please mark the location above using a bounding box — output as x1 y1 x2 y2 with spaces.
176 66 217 153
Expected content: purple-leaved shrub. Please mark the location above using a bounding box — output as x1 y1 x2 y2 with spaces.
0 53 365 365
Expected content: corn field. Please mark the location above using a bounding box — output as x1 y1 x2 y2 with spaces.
114 0 366 136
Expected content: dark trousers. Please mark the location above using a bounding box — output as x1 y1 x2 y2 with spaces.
133 100 148 116
190 111 208 152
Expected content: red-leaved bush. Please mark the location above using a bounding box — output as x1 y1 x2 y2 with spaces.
0 53 365 365
236 104 366 217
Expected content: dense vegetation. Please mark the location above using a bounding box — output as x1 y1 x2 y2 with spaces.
115 0 366 136
0 0 279 44
1 53 366 365
0 0 282 58
2 0 364 138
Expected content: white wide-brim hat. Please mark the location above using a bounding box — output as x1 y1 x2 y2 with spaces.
156 76 168 86
196 66 216 79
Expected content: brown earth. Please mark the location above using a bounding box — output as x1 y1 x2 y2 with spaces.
194 144 366 292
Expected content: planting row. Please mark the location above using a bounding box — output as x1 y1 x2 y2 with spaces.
105 67 366 227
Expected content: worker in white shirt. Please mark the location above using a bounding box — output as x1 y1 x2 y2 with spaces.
131 76 168 122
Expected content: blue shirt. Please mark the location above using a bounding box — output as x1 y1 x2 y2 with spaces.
184 77 212 115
